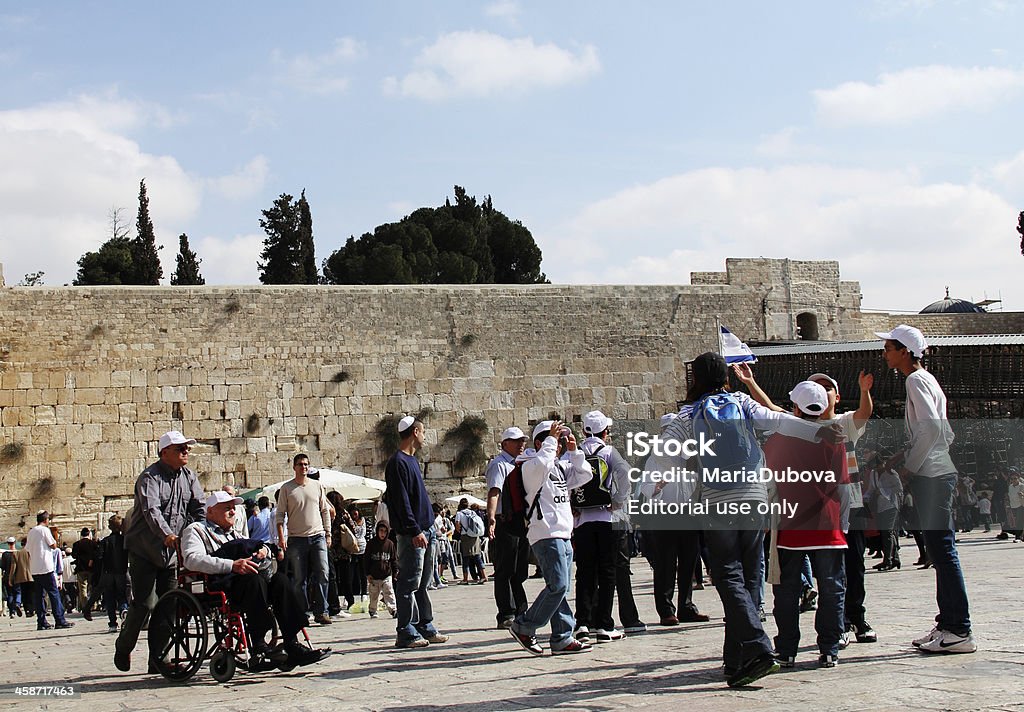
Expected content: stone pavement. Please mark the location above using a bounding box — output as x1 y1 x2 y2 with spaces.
1 530 1022 712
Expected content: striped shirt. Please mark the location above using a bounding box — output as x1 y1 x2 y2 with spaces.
663 391 828 509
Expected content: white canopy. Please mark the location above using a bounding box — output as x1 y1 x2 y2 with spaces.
261 468 387 502
445 494 487 508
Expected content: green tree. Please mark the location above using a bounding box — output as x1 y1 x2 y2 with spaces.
296 190 318 284
73 208 135 286
170 233 205 285
131 179 163 284
17 271 45 286
74 237 134 285
321 186 547 285
258 192 318 284
1018 211 1024 256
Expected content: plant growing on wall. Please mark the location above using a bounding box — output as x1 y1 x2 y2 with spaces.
245 413 261 435
32 476 55 499
0 442 25 465
373 407 434 459
442 415 489 476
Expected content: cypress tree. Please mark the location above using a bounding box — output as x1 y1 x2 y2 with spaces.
297 190 318 284
170 233 205 285
131 179 163 284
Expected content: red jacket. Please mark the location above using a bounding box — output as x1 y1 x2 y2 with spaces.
763 432 847 550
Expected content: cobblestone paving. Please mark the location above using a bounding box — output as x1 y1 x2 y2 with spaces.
1 530 1022 711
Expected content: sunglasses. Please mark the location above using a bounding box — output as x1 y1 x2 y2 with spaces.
173 445 191 454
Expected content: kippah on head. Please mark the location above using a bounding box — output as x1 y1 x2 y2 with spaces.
692 352 729 387
398 415 416 433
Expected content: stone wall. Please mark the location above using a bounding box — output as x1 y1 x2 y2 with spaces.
0 257 880 538
860 311 1024 337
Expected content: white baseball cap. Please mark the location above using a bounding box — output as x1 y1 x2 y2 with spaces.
500 426 526 441
532 420 555 442
5 536 15 544
159 430 196 452
583 410 613 435
205 490 243 510
397 415 416 433
875 324 927 358
789 381 828 416
807 373 839 392
660 413 678 429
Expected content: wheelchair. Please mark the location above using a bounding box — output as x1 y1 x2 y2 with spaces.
149 553 319 683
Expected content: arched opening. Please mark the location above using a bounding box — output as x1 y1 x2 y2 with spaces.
796 312 819 341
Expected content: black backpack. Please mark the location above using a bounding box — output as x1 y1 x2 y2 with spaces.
499 462 542 537
571 444 613 509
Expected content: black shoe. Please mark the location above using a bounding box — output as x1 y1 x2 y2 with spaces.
728 653 780 687
285 642 330 667
509 627 544 656
253 640 290 665
37 622 53 630
83 608 92 621
55 621 74 629
677 610 710 623
996 532 1009 540
114 650 131 672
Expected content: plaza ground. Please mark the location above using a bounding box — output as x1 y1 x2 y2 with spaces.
1 529 1022 711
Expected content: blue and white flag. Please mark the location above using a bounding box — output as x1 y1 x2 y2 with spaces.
719 325 757 364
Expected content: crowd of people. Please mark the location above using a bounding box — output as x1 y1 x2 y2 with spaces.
0 324 994 688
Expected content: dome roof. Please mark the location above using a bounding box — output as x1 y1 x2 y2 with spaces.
919 288 985 314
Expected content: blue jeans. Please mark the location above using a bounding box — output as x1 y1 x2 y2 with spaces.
705 522 772 671
513 538 576 650
395 527 438 644
774 548 846 657
34 572 68 627
910 474 972 635
287 534 329 616
5 581 21 611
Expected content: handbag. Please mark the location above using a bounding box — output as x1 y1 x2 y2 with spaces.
338 525 359 555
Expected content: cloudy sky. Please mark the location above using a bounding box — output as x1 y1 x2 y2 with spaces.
1 1 1022 313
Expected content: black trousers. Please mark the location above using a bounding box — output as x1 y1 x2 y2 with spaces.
491 523 530 623
614 529 642 627
573 520 617 631
649 529 701 619
215 571 309 643
843 521 867 628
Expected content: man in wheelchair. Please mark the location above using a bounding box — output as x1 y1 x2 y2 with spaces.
181 491 329 668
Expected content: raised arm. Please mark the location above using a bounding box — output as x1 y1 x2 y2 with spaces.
732 363 784 412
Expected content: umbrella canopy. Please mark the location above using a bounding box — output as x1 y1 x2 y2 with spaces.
261 468 387 502
445 494 487 508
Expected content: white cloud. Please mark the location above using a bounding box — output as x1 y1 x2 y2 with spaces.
0 93 274 287
270 37 364 95
991 148 1024 192
485 1 520 21
206 156 270 201
540 164 1021 311
192 233 264 285
814 65 1024 125
756 127 800 158
383 31 599 100
0 94 202 285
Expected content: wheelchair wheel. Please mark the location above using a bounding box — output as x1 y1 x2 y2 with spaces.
150 589 208 682
209 649 236 683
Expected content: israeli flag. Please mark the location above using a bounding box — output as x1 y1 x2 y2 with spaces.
720 325 757 364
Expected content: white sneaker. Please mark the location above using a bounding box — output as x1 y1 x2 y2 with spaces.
574 626 590 641
594 628 624 642
918 630 977 654
333 610 352 619
912 627 941 648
